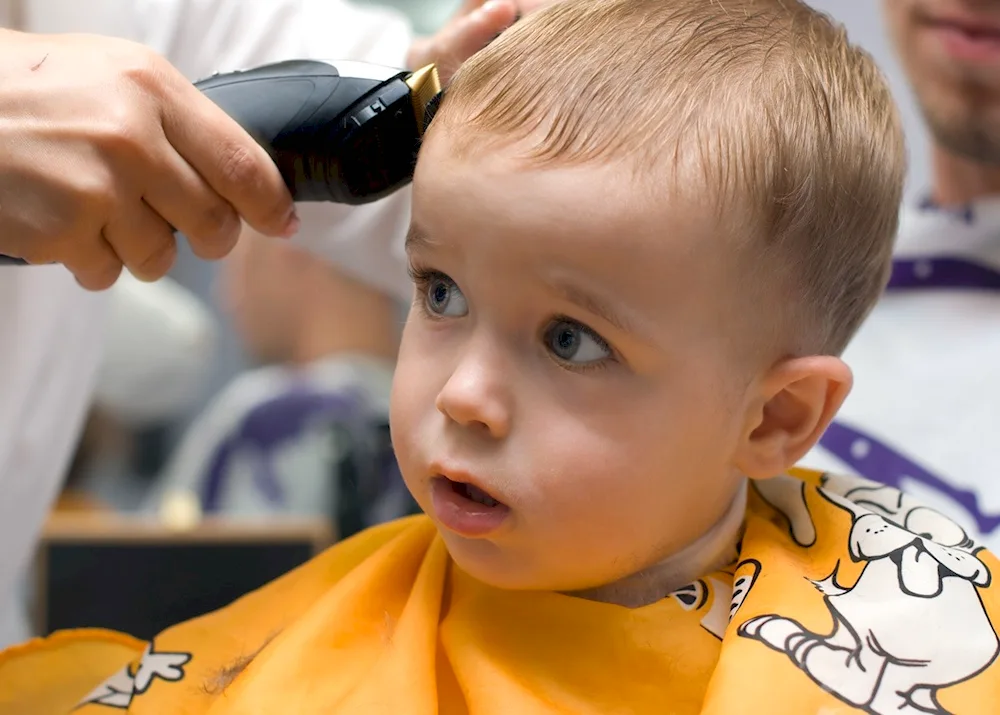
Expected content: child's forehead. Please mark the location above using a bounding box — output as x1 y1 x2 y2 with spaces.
414 128 725 245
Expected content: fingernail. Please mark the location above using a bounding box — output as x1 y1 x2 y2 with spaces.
280 210 300 239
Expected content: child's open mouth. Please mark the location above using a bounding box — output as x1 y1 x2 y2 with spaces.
429 475 510 538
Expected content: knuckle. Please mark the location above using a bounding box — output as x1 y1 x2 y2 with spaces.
71 172 118 216
216 141 261 191
92 107 146 158
118 46 169 91
131 239 177 281
94 54 164 157
193 201 239 241
213 143 291 232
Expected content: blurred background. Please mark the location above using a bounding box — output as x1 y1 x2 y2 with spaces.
15 0 937 647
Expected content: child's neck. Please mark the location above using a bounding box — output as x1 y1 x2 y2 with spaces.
569 480 747 608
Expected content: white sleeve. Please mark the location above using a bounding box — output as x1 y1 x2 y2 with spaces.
0 267 106 617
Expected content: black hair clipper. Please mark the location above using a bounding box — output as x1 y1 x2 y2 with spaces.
195 59 441 204
0 60 442 265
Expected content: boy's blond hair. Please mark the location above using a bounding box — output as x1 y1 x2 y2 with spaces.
434 0 905 356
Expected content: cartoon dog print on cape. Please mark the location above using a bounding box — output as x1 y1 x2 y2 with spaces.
738 472 1000 715
78 643 191 709
669 561 761 641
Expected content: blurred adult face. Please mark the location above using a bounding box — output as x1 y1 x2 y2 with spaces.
886 0 1000 163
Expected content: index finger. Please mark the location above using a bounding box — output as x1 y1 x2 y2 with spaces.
160 80 298 239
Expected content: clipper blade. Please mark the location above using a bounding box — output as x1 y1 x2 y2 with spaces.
405 64 442 136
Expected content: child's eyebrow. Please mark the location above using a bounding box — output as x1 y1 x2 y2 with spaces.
405 222 641 335
548 278 641 335
405 224 436 253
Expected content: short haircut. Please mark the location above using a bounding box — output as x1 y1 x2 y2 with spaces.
433 0 905 356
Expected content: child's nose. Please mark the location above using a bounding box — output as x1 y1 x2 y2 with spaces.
434 353 512 440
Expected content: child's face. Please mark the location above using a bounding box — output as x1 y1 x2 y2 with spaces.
390 130 762 592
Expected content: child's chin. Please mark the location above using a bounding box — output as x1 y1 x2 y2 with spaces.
440 531 549 590
440 531 596 592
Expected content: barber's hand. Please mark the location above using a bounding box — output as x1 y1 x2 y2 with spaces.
406 0 520 85
0 29 298 290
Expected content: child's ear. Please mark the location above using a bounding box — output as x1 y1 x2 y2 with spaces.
734 356 852 480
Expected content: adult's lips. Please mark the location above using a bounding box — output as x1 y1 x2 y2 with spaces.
921 11 1000 64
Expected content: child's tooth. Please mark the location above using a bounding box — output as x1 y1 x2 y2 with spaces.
461 483 499 507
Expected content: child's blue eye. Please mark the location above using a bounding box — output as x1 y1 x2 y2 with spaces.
544 319 611 364
425 275 468 317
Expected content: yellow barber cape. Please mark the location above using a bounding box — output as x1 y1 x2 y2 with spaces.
4 469 1000 714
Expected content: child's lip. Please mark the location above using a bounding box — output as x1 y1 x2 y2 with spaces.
427 465 511 538
428 463 506 505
